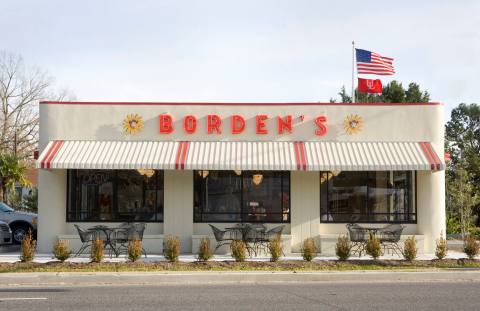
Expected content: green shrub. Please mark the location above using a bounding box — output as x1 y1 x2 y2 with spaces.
197 238 213 261
20 229 36 263
435 233 448 260
268 237 283 262
335 235 351 261
163 235 180 262
365 233 381 260
53 239 71 262
230 240 247 262
464 235 479 260
301 238 318 262
402 236 417 261
128 237 143 262
446 216 461 235
90 238 104 263
469 227 480 240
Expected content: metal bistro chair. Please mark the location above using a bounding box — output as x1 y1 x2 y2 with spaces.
256 225 285 256
115 223 147 258
209 224 237 253
346 223 368 257
74 224 96 257
378 224 405 256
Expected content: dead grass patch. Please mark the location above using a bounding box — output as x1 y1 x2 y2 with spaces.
1 259 480 273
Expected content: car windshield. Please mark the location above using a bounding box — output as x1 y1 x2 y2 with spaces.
0 202 14 212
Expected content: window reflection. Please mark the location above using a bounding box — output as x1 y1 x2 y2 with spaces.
194 170 290 223
320 171 415 223
68 170 164 222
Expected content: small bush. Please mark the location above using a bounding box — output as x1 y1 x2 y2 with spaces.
402 236 417 261
301 238 318 262
435 233 448 260
464 235 479 260
90 238 104 263
128 237 143 262
53 239 71 262
20 229 36 263
335 235 351 261
164 235 180 262
365 233 381 260
268 237 283 262
230 240 247 262
197 238 213 261
469 227 480 240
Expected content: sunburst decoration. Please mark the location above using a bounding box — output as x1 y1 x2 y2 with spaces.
343 114 364 135
123 114 144 135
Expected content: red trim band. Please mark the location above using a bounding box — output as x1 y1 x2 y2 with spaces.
40 142 57 169
425 142 442 170
175 142 184 170
293 141 308 171
180 141 189 170
40 101 443 107
298 141 307 171
419 142 435 170
175 141 189 170
46 141 64 169
293 142 301 171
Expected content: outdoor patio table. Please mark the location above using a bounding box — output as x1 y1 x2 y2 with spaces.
225 224 266 256
363 227 383 236
225 224 248 241
87 225 121 257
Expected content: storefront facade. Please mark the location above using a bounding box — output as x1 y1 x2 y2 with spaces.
37 102 445 254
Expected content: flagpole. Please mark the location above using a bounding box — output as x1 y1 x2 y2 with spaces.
351 40 355 103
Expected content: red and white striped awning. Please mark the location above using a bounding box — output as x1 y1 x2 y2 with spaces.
37 140 445 171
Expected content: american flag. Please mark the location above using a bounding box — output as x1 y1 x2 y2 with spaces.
356 49 395 75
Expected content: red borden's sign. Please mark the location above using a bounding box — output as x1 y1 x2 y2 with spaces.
159 114 328 136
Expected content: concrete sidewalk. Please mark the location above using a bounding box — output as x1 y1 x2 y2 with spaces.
0 244 471 263
1 270 480 287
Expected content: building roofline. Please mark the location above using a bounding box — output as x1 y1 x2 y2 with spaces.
40 101 443 106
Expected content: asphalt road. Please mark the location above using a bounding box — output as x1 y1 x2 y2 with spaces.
1 281 479 311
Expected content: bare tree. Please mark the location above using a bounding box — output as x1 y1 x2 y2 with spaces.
0 51 73 161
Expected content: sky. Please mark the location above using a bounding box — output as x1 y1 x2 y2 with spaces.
2 0 479 120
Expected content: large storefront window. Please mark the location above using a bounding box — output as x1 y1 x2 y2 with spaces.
320 171 415 223
67 170 163 222
194 170 290 223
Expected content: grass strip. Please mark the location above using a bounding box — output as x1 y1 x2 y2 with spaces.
1 259 480 273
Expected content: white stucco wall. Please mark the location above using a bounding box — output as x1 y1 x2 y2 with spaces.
37 102 445 254
37 169 68 252
290 171 320 252
164 170 193 253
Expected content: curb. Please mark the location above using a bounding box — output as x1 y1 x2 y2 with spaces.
1 270 480 287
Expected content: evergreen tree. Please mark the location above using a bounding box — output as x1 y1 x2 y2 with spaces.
334 80 430 103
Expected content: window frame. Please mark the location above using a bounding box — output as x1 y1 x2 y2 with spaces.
66 169 164 223
319 171 417 224
193 170 291 224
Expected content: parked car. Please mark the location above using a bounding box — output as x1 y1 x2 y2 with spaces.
0 202 37 244
0 220 12 245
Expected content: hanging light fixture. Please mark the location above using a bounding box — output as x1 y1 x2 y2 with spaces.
137 169 155 178
252 174 263 186
320 172 328 183
234 170 242 176
331 170 341 177
197 170 209 178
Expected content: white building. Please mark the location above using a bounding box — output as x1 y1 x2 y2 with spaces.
37 101 446 255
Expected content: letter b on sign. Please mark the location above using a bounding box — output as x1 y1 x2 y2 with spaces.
159 114 173 134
